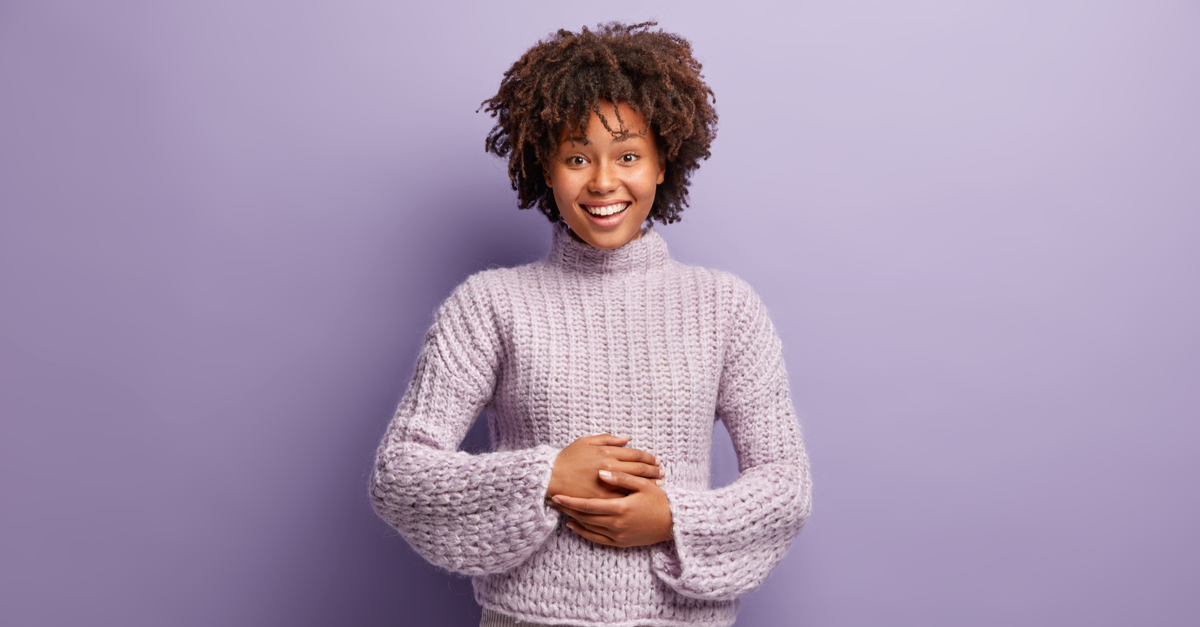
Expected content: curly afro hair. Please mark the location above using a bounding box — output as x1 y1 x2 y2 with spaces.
480 21 717 225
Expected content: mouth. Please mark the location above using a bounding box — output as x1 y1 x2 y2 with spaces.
583 202 630 217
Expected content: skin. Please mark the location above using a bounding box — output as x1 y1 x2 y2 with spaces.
547 434 663 500
544 101 675 547
544 100 666 250
553 470 674 548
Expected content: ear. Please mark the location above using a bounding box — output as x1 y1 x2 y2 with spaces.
656 155 666 185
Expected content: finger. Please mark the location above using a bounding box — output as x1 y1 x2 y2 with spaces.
598 469 661 492
565 520 616 546
556 506 598 525
586 433 631 447
617 461 666 479
610 447 658 466
552 494 625 516
553 500 612 523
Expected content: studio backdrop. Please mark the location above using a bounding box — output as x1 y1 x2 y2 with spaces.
2 1 1197 626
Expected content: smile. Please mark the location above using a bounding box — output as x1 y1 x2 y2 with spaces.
584 202 629 217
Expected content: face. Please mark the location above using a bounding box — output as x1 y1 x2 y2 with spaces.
544 101 666 250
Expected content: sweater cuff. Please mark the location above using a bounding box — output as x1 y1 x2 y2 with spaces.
648 484 744 602
649 484 688 589
531 444 561 521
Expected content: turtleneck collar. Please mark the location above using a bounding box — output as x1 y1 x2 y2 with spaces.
546 222 671 275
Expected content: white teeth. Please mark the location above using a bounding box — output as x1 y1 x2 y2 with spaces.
585 203 629 217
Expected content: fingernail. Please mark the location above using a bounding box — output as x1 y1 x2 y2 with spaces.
551 496 562 505
656 479 664 486
598 470 613 479
659 467 666 478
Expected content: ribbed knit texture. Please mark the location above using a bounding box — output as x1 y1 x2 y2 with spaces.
371 224 812 627
481 608 581 627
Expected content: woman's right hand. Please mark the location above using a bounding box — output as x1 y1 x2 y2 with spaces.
547 434 664 501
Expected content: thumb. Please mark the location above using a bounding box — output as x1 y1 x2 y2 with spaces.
598 469 660 491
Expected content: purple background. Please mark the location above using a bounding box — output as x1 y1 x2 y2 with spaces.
2 1 1198 625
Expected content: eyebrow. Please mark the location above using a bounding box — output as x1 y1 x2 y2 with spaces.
562 132 646 145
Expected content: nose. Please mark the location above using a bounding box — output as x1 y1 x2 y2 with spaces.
587 161 618 194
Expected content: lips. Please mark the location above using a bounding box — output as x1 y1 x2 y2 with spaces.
584 202 630 217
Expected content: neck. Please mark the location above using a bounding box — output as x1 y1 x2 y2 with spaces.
548 222 670 275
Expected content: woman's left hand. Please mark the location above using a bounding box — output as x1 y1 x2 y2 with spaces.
550 470 673 547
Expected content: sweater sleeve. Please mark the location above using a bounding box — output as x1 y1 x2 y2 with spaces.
369 275 560 576
650 278 813 600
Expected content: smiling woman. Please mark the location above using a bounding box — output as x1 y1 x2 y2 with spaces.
369 21 811 627
479 22 718 227
545 101 666 250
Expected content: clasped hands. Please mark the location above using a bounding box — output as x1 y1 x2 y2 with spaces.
546 434 674 548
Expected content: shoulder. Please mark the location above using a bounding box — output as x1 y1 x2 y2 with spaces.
431 262 547 338
439 263 537 308
669 264 780 362
665 262 765 317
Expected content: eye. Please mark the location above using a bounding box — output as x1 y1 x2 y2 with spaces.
565 156 587 166
619 153 639 163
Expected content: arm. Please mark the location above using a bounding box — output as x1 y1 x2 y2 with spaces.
649 278 813 601
369 276 560 576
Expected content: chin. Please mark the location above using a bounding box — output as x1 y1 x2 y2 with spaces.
565 213 648 250
580 226 641 250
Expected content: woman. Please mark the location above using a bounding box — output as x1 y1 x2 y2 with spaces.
370 21 812 627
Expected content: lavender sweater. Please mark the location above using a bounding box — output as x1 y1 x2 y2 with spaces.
370 224 812 627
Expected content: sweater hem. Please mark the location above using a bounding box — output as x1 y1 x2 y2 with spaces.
479 604 736 627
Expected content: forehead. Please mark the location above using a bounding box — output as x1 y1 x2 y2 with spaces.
557 102 653 146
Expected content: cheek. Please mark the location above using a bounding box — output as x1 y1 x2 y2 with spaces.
640 169 662 196
549 171 576 199
548 173 581 214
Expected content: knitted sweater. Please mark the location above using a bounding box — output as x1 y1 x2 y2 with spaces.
370 224 812 627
